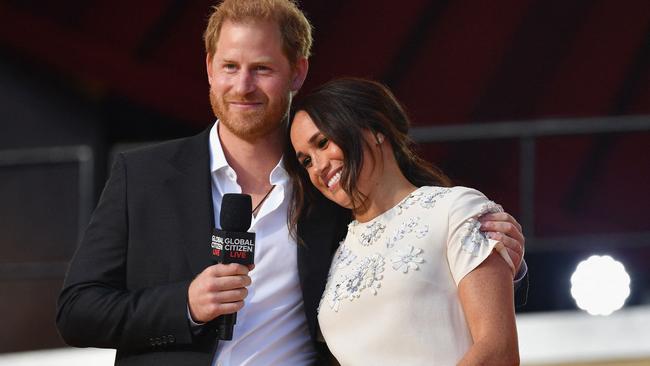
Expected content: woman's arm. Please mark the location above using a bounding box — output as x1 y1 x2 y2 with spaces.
457 251 519 366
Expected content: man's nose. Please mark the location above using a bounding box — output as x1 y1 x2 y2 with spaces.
233 71 256 95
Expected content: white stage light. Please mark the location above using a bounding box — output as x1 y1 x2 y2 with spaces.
570 255 630 316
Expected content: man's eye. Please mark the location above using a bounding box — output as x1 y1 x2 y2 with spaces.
223 64 237 72
317 137 329 149
300 157 312 168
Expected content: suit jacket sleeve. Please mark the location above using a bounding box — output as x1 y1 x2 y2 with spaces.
56 154 197 351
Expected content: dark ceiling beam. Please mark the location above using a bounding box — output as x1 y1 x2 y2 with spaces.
611 26 650 115
135 0 191 61
563 24 650 213
381 0 450 88
470 1 597 122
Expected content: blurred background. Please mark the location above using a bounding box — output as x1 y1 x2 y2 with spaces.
0 0 648 364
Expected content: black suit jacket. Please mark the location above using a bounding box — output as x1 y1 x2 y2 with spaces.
56 128 350 365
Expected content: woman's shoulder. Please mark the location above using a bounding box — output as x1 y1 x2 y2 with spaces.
417 185 487 202
417 185 501 215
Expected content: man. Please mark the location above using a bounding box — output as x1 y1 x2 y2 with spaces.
57 1 527 365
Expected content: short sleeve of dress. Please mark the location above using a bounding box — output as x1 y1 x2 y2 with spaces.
446 187 516 286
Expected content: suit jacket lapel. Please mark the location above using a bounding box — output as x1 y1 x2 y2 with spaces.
165 128 215 276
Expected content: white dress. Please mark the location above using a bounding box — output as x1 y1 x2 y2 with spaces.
317 186 514 365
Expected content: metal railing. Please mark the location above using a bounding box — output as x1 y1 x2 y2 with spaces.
410 114 650 251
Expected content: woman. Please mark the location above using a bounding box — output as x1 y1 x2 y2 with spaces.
285 78 519 365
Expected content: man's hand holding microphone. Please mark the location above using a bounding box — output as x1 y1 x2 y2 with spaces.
188 194 256 340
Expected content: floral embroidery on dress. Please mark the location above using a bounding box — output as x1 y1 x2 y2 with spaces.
460 220 487 256
386 217 422 248
391 245 424 273
416 225 429 239
333 243 357 268
396 187 451 214
322 253 385 312
353 221 386 247
460 200 503 256
419 188 452 209
395 190 422 215
479 200 504 216
325 282 345 312
361 254 385 296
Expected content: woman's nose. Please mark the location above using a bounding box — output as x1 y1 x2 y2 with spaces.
312 154 330 175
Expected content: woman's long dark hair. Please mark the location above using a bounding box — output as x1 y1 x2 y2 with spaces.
285 77 452 238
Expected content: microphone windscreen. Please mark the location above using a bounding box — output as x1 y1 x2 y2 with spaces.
220 193 252 232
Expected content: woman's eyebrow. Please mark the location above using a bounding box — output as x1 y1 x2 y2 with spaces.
294 131 322 159
307 131 321 144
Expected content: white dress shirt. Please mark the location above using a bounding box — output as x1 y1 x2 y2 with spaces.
207 122 316 366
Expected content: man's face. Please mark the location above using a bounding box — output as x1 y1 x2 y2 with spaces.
206 19 306 142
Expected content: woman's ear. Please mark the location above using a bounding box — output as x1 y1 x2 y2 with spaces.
375 133 385 145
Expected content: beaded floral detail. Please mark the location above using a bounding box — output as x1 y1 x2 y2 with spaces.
352 221 386 247
396 187 452 215
386 217 424 248
391 245 424 273
416 225 429 239
395 191 421 215
419 188 452 209
460 200 503 256
323 254 385 312
333 243 357 268
479 200 504 216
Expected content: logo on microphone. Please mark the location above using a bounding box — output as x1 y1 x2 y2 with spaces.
211 229 255 265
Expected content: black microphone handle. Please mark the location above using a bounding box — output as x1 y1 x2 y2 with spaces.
213 193 253 341
215 312 236 340
210 254 239 341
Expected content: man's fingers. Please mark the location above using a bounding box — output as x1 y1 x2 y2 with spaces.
216 301 245 315
480 212 522 232
188 263 253 322
505 247 522 273
488 231 523 256
210 275 252 292
214 287 249 304
487 232 523 271
481 221 525 245
205 263 250 277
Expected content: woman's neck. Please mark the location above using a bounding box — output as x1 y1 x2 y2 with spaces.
352 170 417 223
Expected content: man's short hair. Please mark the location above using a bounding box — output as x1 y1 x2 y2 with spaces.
204 0 313 66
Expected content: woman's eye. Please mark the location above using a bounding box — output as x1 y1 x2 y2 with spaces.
300 157 312 168
317 137 329 149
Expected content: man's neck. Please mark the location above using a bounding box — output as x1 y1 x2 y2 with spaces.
218 123 284 195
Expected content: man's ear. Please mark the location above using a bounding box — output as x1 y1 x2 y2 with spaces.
290 57 309 92
206 53 214 85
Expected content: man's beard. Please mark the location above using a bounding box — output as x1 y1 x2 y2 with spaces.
209 87 290 142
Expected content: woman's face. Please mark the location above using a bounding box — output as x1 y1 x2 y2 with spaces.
290 111 382 210
290 111 353 208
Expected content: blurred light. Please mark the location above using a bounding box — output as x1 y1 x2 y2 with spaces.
570 255 630 316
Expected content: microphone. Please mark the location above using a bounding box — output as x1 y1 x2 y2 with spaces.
210 193 256 340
